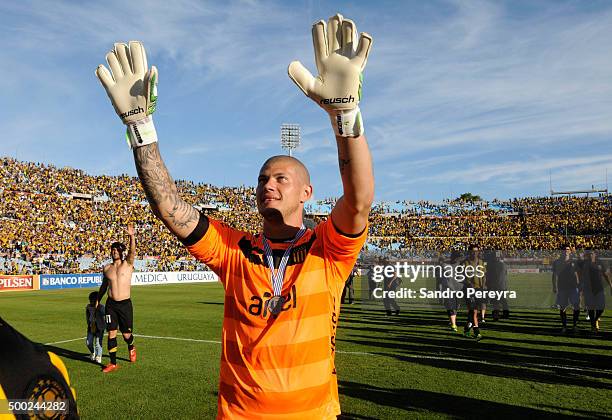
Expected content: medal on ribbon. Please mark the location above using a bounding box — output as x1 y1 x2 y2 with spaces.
267 296 285 315
263 226 306 317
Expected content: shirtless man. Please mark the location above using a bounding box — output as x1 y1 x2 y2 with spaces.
97 223 136 373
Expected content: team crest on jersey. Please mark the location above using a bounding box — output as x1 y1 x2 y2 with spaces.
25 374 69 410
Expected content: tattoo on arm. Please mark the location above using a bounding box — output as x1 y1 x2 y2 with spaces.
167 195 199 229
134 144 176 205
339 157 351 175
133 144 199 234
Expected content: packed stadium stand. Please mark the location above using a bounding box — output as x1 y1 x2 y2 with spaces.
1 157 610 274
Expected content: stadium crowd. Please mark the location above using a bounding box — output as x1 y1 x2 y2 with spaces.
0 157 610 274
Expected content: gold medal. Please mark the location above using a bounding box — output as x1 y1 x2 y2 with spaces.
267 296 285 315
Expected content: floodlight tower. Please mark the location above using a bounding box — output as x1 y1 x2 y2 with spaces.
280 123 301 157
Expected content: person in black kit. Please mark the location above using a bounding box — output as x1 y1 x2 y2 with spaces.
574 249 587 321
367 262 377 300
463 245 485 340
552 245 580 333
441 249 462 332
342 267 357 305
484 250 509 321
97 223 137 373
381 258 401 316
581 250 612 333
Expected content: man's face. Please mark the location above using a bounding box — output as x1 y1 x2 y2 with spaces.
111 247 121 261
256 159 311 221
469 247 479 260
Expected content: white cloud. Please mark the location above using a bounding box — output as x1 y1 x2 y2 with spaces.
2 0 612 201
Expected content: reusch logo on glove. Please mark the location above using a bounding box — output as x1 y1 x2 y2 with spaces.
336 115 344 135
120 106 145 119
320 95 355 105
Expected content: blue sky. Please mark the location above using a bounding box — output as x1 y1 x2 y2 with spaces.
1 0 611 202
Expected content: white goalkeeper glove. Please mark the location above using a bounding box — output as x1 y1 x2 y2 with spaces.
96 41 158 149
288 14 372 137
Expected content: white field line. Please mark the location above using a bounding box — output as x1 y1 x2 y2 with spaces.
44 335 610 374
45 337 86 345
134 334 221 344
44 334 221 345
386 353 608 374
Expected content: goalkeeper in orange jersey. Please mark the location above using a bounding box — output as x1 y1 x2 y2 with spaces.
96 13 373 419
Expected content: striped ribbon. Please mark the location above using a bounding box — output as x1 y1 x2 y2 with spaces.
262 225 306 296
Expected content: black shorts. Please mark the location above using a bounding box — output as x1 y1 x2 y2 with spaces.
105 298 134 333
444 296 459 311
465 289 486 310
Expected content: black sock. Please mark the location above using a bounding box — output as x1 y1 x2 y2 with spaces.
124 334 135 351
464 312 473 332
596 310 604 321
560 311 567 327
473 327 480 336
589 310 596 328
572 310 580 326
108 337 117 364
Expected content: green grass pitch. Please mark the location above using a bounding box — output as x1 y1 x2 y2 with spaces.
1 274 611 419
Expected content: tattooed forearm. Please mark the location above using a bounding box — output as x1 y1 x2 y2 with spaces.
134 143 176 204
167 195 200 229
133 143 199 238
338 157 351 175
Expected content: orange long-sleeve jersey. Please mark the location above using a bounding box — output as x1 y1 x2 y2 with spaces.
187 217 366 419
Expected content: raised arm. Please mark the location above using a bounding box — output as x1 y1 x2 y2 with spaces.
126 223 137 264
331 135 374 234
288 14 374 235
133 144 199 239
95 41 199 240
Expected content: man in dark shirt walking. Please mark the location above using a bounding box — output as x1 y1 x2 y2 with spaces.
552 245 580 333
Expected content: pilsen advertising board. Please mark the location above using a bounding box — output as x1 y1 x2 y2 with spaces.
0 275 34 291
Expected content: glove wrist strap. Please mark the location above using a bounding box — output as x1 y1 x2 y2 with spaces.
329 106 364 137
126 116 158 149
